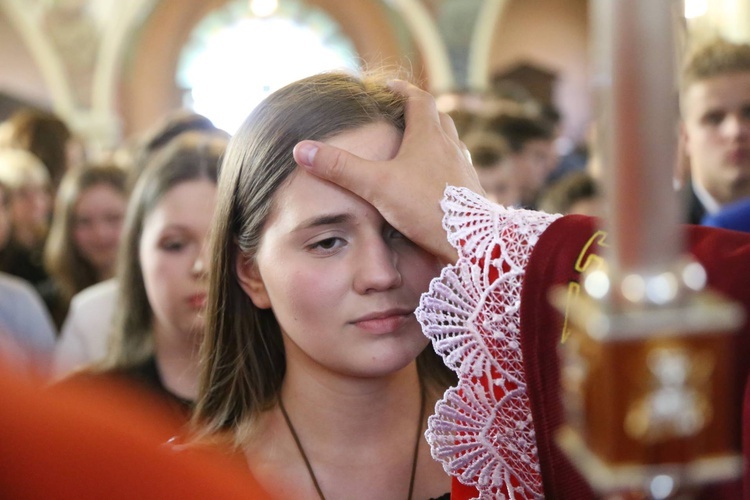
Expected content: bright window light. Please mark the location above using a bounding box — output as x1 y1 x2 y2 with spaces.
179 6 358 134
684 0 708 19
250 0 278 18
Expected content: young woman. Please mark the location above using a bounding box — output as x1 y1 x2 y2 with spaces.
0 149 53 286
52 114 229 378
43 163 127 325
61 132 227 429
195 73 455 499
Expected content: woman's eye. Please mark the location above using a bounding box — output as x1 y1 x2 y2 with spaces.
161 239 186 252
386 227 405 239
702 111 725 126
386 226 418 249
104 214 123 225
74 218 93 229
309 237 344 252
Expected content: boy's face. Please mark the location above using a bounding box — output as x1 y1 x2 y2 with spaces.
682 71 750 205
475 160 520 208
512 139 555 206
10 181 51 243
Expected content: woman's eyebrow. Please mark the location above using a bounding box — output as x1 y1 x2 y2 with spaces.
293 213 352 232
156 223 197 234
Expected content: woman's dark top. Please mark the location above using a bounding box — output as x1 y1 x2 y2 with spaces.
54 355 193 440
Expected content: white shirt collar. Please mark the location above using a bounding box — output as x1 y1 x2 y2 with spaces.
692 178 722 215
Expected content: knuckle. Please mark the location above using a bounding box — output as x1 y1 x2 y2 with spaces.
326 148 348 180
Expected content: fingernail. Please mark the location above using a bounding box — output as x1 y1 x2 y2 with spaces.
296 143 318 167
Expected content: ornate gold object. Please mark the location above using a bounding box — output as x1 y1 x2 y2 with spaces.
553 278 743 495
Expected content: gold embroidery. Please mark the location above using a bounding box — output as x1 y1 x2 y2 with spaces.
574 230 609 273
560 230 609 344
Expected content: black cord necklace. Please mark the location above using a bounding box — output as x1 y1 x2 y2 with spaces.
278 384 427 500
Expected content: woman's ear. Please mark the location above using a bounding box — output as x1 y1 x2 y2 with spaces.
235 254 271 309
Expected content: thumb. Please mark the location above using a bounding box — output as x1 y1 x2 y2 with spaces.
293 140 373 194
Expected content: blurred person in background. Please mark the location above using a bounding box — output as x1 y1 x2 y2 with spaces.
0 149 55 299
678 39 750 225
490 113 556 209
463 128 520 207
537 170 604 217
53 111 227 378
43 163 127 327
55 133 226 437
0 180 56 375
0 108 78 191
543 102 590 186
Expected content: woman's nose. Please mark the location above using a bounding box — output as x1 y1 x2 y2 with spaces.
191 245 209 278
352 239 402 294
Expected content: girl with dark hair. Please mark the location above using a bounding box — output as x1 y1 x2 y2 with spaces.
60 132 227 430
195 73 454 499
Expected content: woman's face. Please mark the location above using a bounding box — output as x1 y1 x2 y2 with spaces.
12 181 51 241
72 183 127 278
139 179 216 341
237 122 442 379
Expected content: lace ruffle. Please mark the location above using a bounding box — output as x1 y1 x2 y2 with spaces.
417 187 560 499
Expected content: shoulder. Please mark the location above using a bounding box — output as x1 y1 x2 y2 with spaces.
0 273 48 319
59 279 118 350
69 279 118 310
0 272 56 346
702 197 750 232
0 272 42 303
55 362 190 429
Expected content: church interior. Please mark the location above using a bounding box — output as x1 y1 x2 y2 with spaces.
1 1 750 499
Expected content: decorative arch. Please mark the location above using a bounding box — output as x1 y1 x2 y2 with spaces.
380 0 454 92
0 0 75 115
468 0 511 91
176 0 359 133
121 0 406 136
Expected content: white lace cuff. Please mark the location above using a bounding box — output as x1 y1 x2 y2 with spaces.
417 186 561 499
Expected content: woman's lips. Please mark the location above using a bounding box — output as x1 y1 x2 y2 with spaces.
728 148 750 164
352 309 413 334
187 294 207 309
